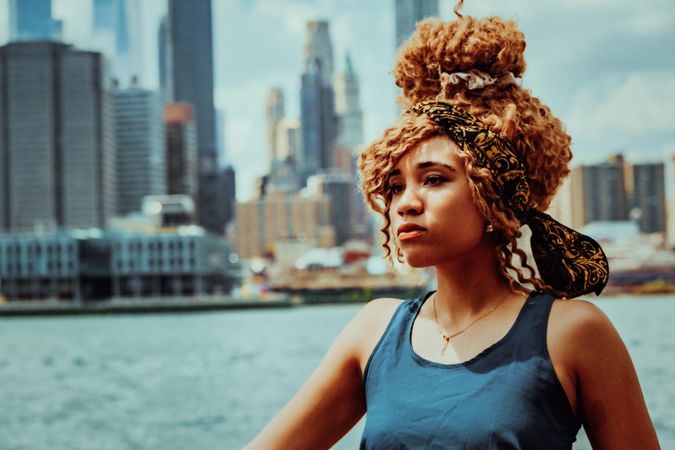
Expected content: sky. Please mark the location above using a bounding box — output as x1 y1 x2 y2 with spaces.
0 0 673 201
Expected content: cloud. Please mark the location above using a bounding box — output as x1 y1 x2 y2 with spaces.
564 71 675 162
568 71 675 135
616 9 675 35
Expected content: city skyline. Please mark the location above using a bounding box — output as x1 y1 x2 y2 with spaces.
0 0 672 201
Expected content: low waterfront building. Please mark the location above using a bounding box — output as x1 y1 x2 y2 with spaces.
0 234 80 300
0 229 240 301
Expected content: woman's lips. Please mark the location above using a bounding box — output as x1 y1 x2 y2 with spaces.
398 229 426 241
397 224 427 241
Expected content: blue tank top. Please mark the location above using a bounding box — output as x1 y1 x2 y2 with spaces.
360 291 580 450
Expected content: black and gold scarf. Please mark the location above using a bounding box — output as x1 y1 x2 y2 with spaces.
409 100 609 298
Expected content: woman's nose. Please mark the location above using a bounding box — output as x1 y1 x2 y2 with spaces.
396 186 423 216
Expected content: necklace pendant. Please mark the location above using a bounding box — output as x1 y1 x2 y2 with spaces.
440 335 450 355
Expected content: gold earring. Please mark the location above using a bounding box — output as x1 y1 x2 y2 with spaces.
485 223 494 233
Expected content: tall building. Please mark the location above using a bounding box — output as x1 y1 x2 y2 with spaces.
669 155 675 246
334 53 364 153
91 0 142 86
265 117 302 196
9 0 59 41
333 53 369 239
164 0 216 160
216 108 226 167
275 117 301 164
266 87 285 167
0 42 115 232
309 173 354 246
113 84 166 215
199 165 237 235
632 163 666 233
556 166 587 230
582 154 630 223
157 16 171 103
395 0 439 47
300 21 337 185
164 0 233 234
164 103 198 200
219 166 237 232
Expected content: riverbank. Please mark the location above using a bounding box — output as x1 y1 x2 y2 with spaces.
0 295 292 317
2 284 671 317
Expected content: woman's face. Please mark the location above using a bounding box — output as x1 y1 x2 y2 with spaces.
387 136 490 268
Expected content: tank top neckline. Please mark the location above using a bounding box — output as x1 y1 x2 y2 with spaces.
407 289 538 369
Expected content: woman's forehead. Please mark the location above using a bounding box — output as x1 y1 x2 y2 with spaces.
392 136 462 172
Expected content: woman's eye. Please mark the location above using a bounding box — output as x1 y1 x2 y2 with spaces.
425 175 446 185
388 183 404 195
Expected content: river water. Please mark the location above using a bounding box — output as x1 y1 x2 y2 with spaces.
0 295 673 449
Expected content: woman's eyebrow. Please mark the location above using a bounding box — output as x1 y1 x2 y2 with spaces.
388 161 455 178
417 161 456 171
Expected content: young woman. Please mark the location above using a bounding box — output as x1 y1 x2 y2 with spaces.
243 13 660 450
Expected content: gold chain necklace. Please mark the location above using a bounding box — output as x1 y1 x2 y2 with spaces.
432 290 512 355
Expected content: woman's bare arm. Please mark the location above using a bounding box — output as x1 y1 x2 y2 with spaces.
243 298 402 450
550 300 661 450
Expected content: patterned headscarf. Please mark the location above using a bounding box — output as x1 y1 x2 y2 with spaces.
409 100 609 298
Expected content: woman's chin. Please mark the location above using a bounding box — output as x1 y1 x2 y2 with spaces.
402 253 436 268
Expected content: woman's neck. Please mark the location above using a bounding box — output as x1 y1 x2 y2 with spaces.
432 245 515 326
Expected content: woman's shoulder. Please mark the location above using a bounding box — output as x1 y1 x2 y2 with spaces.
548 297 614 338
353 297 406 375
361 296 407 317
548 297 624 372
354 297 407 343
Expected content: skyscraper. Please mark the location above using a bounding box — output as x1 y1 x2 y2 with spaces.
266 87 285 167
164 0 234 234
164 103 198 200
334 53 364 153
266 117 302 195
310 173 354 246
300 21 336 185
582 154 630 223
632 163 666 233
0 42 115 232
550 165 588 229
165 0 216 160
113 83 166 215
157 16 172 103
216 108 226 167
669 155 675 246
275 117 301 164
9 0 59 41
91 0 141 86
395 0 439 47
334 53 368 239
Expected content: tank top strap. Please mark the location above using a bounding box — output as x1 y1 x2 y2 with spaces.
510 290 557 350
362 291 434 383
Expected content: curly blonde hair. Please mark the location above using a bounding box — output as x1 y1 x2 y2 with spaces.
358 15 572 293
